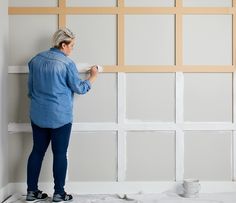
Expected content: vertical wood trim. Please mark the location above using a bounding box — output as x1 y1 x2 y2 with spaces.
118 0 125 66
118 0 125 8
233 1 236 70
58 0 66 29
117 55 127 182
117 0 126 181
175 72 184 181
176 129 185 181
118 130 127 181
175 0 184 182
176 72 184 123
175 0 183 66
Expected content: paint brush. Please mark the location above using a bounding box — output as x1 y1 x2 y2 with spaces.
77 63 103 72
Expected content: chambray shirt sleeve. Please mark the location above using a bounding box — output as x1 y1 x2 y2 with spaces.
67 62 91 94
27 60 33 98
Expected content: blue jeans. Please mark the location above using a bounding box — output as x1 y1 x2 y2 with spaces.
27 122 72 194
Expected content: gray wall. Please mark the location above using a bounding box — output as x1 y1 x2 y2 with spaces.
0 0 8 190
8 0 234 183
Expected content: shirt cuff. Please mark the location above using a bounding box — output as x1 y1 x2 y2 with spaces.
84 79 91 89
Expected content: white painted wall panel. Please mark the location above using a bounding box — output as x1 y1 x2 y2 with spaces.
68 132 117 181
183 15 232 65
73 73 117 122
67 15 116 66
8 73 117 123
9 0 57 7
125 15 175 65
8 133 53 182
8 74 29 123
125 0 174 7
126 73 175 122
9 15 58 66
184 73 232 122
67 0 116 7
126 131 175 181
184 131 232 181
183 0 232 7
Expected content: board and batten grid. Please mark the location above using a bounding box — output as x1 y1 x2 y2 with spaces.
8 0 235 72
7 0 236 183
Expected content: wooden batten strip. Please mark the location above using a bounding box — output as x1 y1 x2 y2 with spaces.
175 0 183 67
8 65 234 73
8 7 61 14
119 7 177 14
64 7 119 14
104 66 234 73
9 7 234 15
59 14 66 28
180 7 234 14
118 15 124 65
59 0 66 8
233 0 236 70
58 0 66 28
178 66 234 72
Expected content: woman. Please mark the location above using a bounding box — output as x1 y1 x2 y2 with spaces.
26 28 98 202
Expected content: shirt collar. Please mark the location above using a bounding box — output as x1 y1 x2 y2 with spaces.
50 47 67 56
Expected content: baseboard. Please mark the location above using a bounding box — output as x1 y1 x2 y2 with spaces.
6 181 236 195
0 184 10 202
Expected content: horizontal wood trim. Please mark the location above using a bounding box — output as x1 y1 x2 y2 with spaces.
9 7 61 14
9 7 235 15
8 65 235 73
104 65 235 73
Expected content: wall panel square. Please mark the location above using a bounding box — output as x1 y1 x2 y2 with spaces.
67 15 116 66
68 132 117 181
126 73 175 122
67 0 117 7
8 74 29 123
8 133 53 182
184 73 232 122
9 0 58 7
125 15 175 65
183 15 232 65
126 131 175 181
125 0 174 7
73 73 117 122
184 131 232 181
9 15 58 66
183 0 232 7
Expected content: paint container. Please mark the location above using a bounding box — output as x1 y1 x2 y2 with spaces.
182 179 201 198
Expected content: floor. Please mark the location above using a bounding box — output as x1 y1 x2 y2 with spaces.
4 192 236 203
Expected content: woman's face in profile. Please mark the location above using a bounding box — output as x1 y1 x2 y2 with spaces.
61 39 75 56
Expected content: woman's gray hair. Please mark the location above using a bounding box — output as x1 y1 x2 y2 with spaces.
52 28 75 48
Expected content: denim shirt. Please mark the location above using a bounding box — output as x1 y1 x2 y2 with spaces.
28 48 91 128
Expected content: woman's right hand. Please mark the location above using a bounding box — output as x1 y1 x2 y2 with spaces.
88 65 98 83
90 65 98 77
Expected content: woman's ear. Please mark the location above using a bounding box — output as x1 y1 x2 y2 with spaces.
61 42 66 49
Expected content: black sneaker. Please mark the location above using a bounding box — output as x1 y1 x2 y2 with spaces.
26 190 48 202
52 192 73 202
